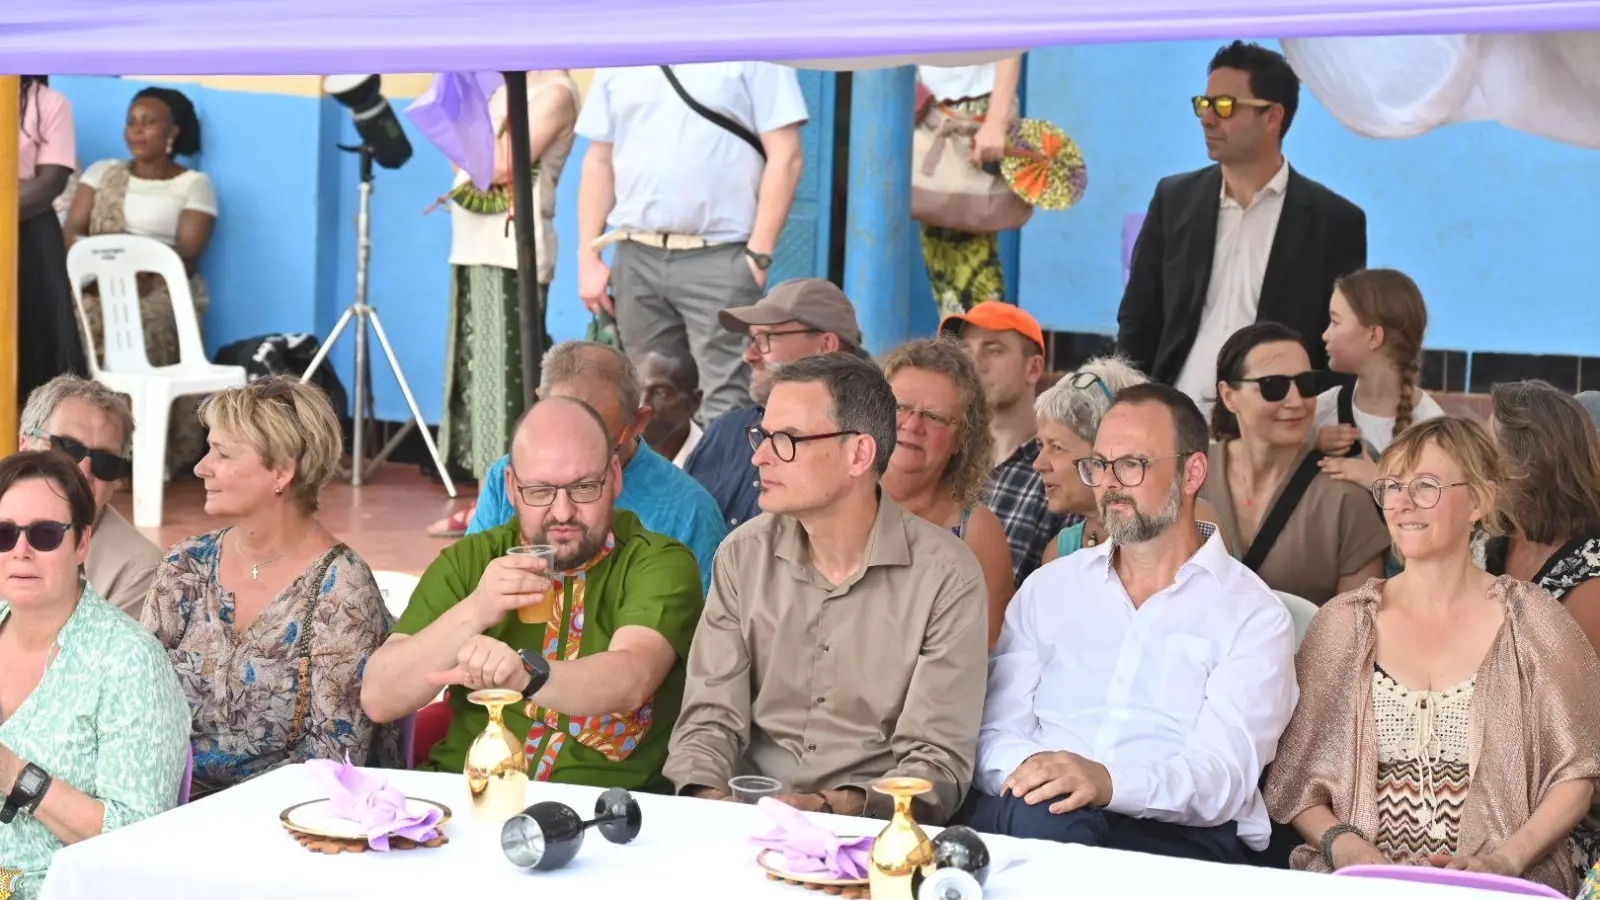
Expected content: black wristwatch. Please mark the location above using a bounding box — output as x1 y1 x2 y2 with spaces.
744 248 773 271
1 763 51 824
517 649 551 696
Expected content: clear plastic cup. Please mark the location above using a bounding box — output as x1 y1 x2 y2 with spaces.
507 545 558 624
729 775 783 803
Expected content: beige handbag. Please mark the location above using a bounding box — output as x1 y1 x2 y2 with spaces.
911 105 1035 233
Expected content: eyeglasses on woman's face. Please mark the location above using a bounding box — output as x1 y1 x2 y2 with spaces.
1371 476 1470 510
0 520 73 553
1233 371 1320 403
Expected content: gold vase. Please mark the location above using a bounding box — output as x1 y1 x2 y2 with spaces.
868 777 937 900
465 688 529 823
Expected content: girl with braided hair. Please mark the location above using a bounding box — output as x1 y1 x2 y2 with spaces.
1313 268 1445 488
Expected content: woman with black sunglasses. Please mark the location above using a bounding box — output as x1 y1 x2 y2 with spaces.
1198 323 1388 605
0 451 189 899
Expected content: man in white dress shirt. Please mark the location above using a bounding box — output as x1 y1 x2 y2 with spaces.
576 63 808 423
967 382 1298 863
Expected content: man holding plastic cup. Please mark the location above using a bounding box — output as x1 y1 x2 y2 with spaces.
362 396 705 791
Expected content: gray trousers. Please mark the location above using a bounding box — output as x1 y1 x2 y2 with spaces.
611 241 759 423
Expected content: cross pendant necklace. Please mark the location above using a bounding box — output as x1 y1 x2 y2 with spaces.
235 526 315 581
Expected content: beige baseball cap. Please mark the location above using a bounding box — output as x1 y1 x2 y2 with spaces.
719 278 863 351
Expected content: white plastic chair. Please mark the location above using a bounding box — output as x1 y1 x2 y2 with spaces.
1273 590 1319 648
67 235 247 528
373 570 422 622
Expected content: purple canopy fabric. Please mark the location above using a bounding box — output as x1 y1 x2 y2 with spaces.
405 72 503 189
5 0 1600 75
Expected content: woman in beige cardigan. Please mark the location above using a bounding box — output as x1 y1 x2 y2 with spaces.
1265 417 1600 896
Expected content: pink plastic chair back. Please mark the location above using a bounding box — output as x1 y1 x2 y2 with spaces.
1337 865 1565 898
178 746 194 805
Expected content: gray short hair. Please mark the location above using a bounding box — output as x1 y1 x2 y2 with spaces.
20 375 135 456
539 341 641 425
1034 356 1147 444
767 352 898 475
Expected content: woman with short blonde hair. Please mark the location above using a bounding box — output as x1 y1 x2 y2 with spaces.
881 338 1016 647
1266 417 1600 894
142 377 400 798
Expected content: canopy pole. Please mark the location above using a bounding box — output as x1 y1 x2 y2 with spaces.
844 67 915 355
502 71 545 408
0 75 18 456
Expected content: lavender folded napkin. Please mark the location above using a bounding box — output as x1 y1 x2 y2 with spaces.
305 756 443 851
749 797 874 879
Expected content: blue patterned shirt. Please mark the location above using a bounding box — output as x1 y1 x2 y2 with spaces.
985 438 1072 587
468 442 727 593
0 586 190 900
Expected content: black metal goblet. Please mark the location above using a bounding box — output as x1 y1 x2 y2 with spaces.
918 826 992 900
930 826 990 883
501 787 643 871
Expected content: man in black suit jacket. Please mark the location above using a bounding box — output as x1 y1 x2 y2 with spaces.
1117 41 1365 409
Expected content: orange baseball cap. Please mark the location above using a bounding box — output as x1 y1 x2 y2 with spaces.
939 302 1046 354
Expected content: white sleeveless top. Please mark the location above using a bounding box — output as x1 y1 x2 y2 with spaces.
448 76 580 282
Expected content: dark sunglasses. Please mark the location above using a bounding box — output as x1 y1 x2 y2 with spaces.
28 430 132 482
1234 372 1320 403
0 521 73 553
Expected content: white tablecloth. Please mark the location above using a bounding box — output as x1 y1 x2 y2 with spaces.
40 765 1479 900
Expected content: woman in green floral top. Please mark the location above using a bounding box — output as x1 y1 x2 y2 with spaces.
0 451 190 900
141 377 399 800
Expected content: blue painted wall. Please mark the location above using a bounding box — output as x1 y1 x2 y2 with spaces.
1016 41 1600 356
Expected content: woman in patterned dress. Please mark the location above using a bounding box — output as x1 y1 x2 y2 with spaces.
1481 381 1600 878
141 377 399 799
1264 418 1600 896
0 452 189 900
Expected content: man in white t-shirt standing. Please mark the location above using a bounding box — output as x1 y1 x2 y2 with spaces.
576 64 808 423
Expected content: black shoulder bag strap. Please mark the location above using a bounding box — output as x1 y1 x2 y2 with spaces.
1335 387 1363 458
658 65 767 161
1241 452 1325 573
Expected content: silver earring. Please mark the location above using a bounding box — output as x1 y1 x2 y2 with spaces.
274 486 285 496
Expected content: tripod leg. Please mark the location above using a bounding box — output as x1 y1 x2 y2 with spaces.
365 310 458 498
300 307 356 382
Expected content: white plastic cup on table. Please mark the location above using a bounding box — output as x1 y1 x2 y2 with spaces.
729 775 783 803
506 545 558 624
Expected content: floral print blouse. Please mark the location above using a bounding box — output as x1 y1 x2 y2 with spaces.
0 585 190 900
141 530 398 799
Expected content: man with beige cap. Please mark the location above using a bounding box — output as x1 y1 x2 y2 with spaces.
684 278 866 530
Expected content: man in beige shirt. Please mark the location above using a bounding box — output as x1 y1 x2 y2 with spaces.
665 353 988 824
19 375 162 615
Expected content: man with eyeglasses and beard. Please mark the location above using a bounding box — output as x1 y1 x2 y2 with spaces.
667 353 987 824
17 375 160 614
362 396 704 791
967 382 1297 863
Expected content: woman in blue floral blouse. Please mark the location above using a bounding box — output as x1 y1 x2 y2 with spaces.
0 451 189 899
141 377 400 800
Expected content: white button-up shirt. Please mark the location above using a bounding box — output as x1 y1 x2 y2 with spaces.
1173 160 1291 415
577 62 809 244
976 523 1297 850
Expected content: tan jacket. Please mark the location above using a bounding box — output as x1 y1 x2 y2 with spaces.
85 506 163 618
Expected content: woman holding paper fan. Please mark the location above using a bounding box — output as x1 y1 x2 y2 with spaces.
0 451 189 900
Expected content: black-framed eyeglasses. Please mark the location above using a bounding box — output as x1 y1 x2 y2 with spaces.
0 521 73 553
1068 371 1115 403
510 467 610 507
1192 95 1275 119
27 429 132 482
1075 454 1186 488
749 328 821 355
895 403 958 430
1234 371 1320 403
1371 477 1470 510
746 425 861 463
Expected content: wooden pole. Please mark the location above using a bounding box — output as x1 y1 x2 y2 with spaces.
0 75 19 456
